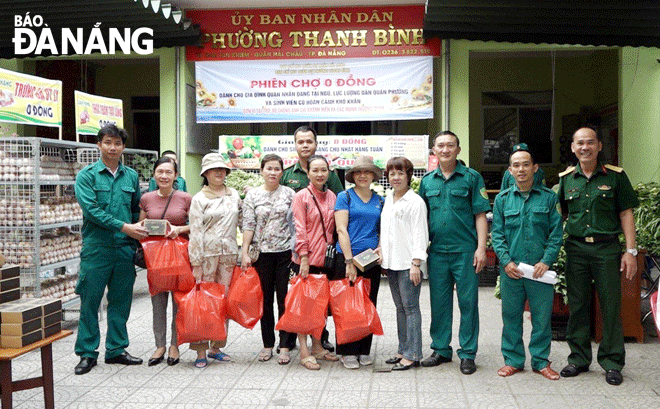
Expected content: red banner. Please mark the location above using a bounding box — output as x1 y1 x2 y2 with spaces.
186 6 441 61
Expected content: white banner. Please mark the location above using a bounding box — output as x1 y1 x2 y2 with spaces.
196 57 433 123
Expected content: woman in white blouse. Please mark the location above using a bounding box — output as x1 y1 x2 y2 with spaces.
188 153 242 368
380 157 429 370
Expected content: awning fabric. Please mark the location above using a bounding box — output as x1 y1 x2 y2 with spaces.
0 0 200 59
423 0 660 47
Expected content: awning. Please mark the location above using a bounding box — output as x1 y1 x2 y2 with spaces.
423 0 660 47
0 0 201 59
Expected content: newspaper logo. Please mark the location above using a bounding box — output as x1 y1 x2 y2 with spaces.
13 13 153 56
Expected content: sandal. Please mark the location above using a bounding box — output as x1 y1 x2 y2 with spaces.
497 365 523 377
258 348 273 362
194 358 208 368
208 351 231 362
278 350 291 365
534 365 560 380
312 349 339 361
300 355 320 370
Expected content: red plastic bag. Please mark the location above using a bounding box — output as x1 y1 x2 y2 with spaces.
329 277 384 345
174 282 227 346
226 266 263 329
141 236 195 296
275 274 329 340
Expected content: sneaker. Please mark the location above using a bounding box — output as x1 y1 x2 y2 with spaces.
358 355 374 366
341 355 360 369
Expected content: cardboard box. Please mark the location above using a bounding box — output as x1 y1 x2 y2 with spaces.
144 219 167 235
26 298 62 316
0 300 42 324
42 310 62 327
42 322 62 338
0 289 21 305
1 317 42 336
0 277 20 292
353 248 380 272
1 329 43 348
0 265 20 280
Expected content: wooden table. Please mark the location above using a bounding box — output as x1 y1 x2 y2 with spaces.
0 330 72 409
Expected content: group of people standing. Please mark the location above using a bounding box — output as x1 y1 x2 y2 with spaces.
72 124 639 387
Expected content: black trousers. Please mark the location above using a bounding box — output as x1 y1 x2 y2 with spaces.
331 252 381 356
254 251 295 349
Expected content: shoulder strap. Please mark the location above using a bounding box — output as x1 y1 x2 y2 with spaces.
159 192 174 219
307 187 329 243
604 164 623 173
559 166 576 177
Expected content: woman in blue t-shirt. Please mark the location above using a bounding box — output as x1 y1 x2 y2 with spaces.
334 155 384 369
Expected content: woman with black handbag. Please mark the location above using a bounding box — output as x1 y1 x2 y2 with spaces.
290 155 340 370
138 156 192 367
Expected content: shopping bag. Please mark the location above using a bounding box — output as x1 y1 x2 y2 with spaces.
329 277 384 345
174 282 227 345
141 236 195 296
275 274 329 340
226 266 263 329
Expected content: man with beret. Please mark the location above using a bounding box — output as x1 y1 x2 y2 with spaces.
491 143 563 380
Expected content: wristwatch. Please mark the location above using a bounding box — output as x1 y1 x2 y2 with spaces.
626 248 638 257
344 258 353 264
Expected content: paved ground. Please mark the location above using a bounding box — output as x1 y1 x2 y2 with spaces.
8 271 660 409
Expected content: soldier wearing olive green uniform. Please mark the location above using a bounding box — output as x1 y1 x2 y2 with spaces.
558 127 638 386
73 125 147 375
491 151 563 375
418 132 490 374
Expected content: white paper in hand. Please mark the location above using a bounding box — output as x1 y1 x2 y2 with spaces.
517 262 557 285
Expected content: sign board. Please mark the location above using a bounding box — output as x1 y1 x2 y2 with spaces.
74 91 124 139
0 67 62 129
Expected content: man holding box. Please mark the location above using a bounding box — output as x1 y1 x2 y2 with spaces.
73 124 148 375
491 143 563 380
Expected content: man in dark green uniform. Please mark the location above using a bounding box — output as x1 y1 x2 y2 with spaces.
148 150 187 192
500 165 545 191
558 127 639 386
491 144 563 380
418 131 491 375
73 125 148 375
280 125 342 352
280 125 343 195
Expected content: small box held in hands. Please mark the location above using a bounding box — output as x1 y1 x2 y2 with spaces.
353 249 379 272
144 219 168 236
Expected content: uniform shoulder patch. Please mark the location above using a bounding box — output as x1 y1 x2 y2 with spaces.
604 164 623 173
480 187 489 200
558 166 576 177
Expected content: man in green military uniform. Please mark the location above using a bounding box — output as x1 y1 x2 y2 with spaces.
148 150 187 192
280 125 342 352
500 165 545 191
558 127 639 386
418 131 491 375
491 144 563 380
280 125 343 195
73 125 148 375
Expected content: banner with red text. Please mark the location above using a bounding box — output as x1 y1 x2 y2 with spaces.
186 5 440 61
196 57 433 123
219 135 429 170
74 91 124 136
0 67 62 128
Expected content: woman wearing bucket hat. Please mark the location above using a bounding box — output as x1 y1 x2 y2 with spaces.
188 153 242 368
241 153 297 365
333 155 385 369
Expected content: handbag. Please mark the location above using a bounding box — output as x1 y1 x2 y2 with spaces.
308 187 336 271
134 192 174 268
